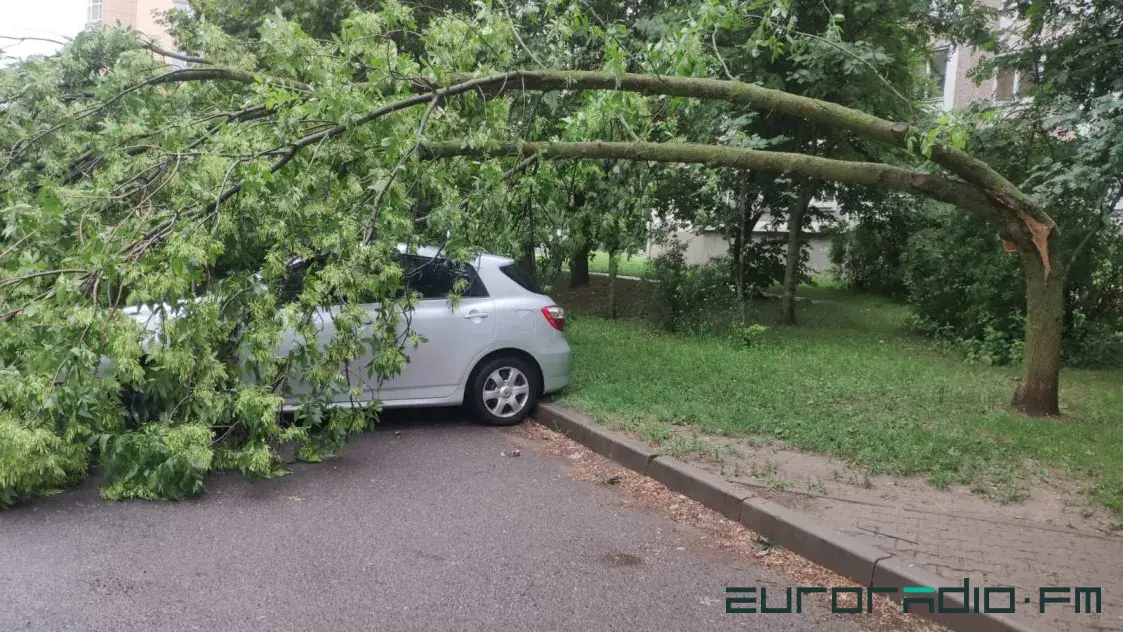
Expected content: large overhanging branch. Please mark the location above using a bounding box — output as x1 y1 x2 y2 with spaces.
35 64 1053 268
419 69 1055 272
74 65 1032 215
431 71 1038 214
419 140 1001 220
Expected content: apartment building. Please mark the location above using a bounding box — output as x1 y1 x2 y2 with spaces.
926 7 1027 111
87 0 183 58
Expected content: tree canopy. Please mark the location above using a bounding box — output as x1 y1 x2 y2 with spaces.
0 0 1100 504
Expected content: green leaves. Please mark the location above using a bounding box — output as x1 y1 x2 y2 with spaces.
0 414 89 507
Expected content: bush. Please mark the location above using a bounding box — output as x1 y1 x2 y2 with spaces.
736 324 769 348
901 203 1123 367
734 234 792 295
648 240 738 335
0 414 89 506
1066 323 1123 369
830 194 919 298
901 205 1027 364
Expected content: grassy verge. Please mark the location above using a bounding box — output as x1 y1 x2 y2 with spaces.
555 277 1123 514
582 251 650 278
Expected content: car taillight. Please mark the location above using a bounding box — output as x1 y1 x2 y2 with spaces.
541 305 565 332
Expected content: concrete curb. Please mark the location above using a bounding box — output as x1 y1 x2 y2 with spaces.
534 402 1049 632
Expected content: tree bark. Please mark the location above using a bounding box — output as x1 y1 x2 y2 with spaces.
420 141 998 218
520 197 536 280
731 220 743 285
1012 251 1063 416
570 244 590 288
781 182 817 325
732 186 758 316
608 251 619 319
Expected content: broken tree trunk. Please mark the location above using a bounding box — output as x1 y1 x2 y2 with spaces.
1013 246 1064 416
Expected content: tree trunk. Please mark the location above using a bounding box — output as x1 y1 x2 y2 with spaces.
735 211 746 310
730 225 742 285
781 183 816 325
734 188 755 319
569 244 590 288
519 197 536 280
1012 252 1063 416
519 242 536 280
608 251 619 319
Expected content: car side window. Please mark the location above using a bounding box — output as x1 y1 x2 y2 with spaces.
401 255 488 300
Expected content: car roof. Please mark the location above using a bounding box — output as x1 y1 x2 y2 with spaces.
398 244 513 269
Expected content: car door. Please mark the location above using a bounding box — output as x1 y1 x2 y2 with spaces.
268 261 356 407
359 255 497 402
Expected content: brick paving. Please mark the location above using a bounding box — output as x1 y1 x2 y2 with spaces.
755 487 1123 632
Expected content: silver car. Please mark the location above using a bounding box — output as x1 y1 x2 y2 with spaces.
119 247 570 426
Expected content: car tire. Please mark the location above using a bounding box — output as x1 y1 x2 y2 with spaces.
468 356 539 426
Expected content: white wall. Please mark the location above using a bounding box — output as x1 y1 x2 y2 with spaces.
646 230 834 274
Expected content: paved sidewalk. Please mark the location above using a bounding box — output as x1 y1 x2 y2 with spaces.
766 485 1122 632
636 430 1123 632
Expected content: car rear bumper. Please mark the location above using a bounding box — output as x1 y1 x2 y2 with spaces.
532 337 571 395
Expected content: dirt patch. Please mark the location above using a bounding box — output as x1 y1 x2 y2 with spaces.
505 421 947 632
551 274 656 319
672 428 1120 535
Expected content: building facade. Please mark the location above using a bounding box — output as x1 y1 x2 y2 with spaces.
87 0 181 54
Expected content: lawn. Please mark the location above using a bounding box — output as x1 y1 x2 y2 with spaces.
581 251 650 278
553 276 1123 514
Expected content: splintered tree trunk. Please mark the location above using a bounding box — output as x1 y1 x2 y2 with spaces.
607 251 619 319
1012 251 1063 416
569 244 590 288
781 183 816 325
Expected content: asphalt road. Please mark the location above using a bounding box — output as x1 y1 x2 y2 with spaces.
0 412 858 632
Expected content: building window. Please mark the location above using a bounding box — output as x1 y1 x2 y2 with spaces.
87 0 103 25
923 48 950 101
993 55 1041 102
995 67 1019 101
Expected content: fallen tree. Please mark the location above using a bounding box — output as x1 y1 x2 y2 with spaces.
0 1 1073 504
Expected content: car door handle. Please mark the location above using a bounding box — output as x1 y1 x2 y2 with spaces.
464 311 490 319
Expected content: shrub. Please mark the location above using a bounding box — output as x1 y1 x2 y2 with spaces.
902 203 1123 367
902 205 1027 364
736 324 769 348
829 194 918 298
734 234 792 295
648 240 738 335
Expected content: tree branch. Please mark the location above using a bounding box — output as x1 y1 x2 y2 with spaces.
362 94 441 244
140 41 210 66
420 70 1046 223
146 67 313 93
419 140 1001 219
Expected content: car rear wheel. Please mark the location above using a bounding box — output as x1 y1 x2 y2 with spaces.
469 356 539 426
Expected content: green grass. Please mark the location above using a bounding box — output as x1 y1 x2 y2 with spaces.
557 283 1123 514
585 251 650 278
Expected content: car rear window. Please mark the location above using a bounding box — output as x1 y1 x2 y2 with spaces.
401 255 489 299
500 263 542 295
